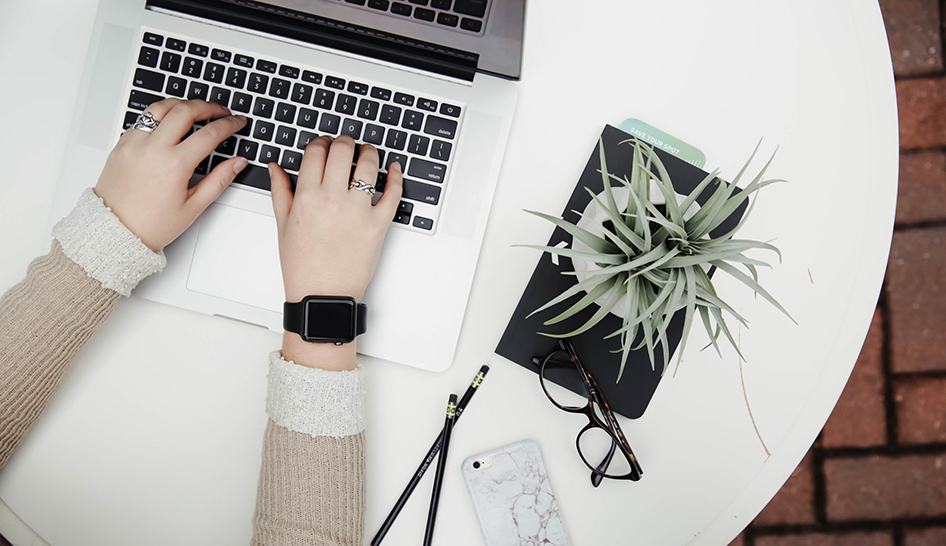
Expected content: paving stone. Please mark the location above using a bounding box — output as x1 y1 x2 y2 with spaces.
879 0 943 75
825 454 946 520
904 526 946 546
895 377 946 443
897 152 946 224
898 79 946 149
822 308 887 447
755 531 893 546
886 227 946 372
755 452 816 525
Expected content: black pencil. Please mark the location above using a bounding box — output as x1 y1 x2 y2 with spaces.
423 394 457 546
370 365 489 546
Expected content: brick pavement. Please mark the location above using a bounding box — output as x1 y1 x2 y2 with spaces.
734 0 946 544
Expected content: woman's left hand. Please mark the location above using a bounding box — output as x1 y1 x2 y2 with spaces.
95 99 249 252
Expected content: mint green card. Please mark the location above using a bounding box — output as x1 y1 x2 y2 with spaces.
618 118 706 169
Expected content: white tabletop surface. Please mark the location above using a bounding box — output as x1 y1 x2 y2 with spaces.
0 1 898 545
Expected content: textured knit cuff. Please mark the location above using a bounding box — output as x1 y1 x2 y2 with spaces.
266 351 367 438
52 188 166 297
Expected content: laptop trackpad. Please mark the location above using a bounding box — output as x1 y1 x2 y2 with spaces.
186 203 284 313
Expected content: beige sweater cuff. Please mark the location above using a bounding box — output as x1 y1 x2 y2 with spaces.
52 188 166 296
266 351 367 438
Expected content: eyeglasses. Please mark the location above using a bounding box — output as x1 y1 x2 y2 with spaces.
533 338 643 486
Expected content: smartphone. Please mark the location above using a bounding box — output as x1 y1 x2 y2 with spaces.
461 439 571 546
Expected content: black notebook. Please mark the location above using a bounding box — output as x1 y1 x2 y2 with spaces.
496 125 748 419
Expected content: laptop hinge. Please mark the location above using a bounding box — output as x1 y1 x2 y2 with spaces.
145 0 478 82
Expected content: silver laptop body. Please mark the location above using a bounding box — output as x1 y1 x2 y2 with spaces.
50 0 523 371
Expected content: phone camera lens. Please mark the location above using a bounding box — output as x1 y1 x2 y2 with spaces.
472 461 481 469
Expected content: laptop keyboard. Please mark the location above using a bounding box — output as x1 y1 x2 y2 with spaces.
123 29 466 235
339 0 490 35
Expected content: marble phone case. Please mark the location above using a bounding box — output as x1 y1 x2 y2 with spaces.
461 440 570 546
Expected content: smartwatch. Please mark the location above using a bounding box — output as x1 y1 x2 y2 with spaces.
283 296 367 345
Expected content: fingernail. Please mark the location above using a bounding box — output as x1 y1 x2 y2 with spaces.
236 114 247 121
233 157 249 175
267 163 274 176
391 161 402 173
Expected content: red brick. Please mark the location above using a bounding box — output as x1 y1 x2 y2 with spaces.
755 532 893 546
886 227 946 372
822 308 887 447
879 0 943 76
896 377 946 443
825 454 946 520
754 452 816 525
898 79 946 149
905 527 946 546
897 152 946 224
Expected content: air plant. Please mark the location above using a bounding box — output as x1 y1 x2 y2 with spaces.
522 136 795 381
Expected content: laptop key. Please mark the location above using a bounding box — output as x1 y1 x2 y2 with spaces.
408 134 430 156
325 76 346 90
253 97 275 118
412 216 433 230
297 108 319 129
234 54 254 68
402 179 441 205
166 38 187 51
364 124 385 145
335 94 357 115
279 65 300 79
128 90 162 111
216 136 237 156
385 129 407 150
423 115 458 139
231 92 252 113
210 87 231 107
236 117 252 136
248 73 269 93
188 43 209 57
460 17 482 32
437 13 459 27
402 110 424 131
226 67 247 89
260 145 280 164
367 0 390 10
254 120 275 141
187 81 209 101
346 0 367 5
348 81 369 95
291 83 313 104
431 0 450 8
302 70 322 84
182 57 203 77
398 201 414 214
160 52 182 73
211 48 232 63
256 60 277 73
357 99 379 120
414 8 435 21
430 139 452 161
439 103 461 117
123 111 138 130
408 157 446 183
194 156 210 175
391 3 412 16
269 78 291 99
276 126 297 146
138 46 159 68
166 76 186 97
319 113 341 134
386 152 408 171
314 89 335 109
232 163 271 191
380 104 401 125
394 212 411 225
393 92 414 106
237 139 259 161
417 98 437 112
203 63 225 84
297 131 318 150
370 87 392 100
133 68 164 92
453 0 486 17
143 32 163 46
341 119 363 140
275 103 297 123
281 150 303 171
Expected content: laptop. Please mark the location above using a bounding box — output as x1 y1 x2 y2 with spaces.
49 0 523 371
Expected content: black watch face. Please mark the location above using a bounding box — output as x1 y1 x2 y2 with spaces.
304 298 356 342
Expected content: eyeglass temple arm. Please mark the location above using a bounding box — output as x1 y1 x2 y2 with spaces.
591 439 618 487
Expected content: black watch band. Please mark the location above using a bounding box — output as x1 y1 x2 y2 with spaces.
283 296 367 344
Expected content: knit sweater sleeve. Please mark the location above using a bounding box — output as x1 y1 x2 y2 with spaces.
0 189 165 471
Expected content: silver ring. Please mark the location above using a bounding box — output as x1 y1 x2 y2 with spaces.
349 178 376 196
132 111 159 133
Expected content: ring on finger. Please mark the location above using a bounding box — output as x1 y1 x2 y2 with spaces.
132 111 160 133
349 178 376 196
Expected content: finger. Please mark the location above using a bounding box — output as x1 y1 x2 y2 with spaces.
269 162 293 234
296 136 332 194
187 156 249 213
152 100 231 144
375 160 404 220
350 144 380 203
322 136 357 196
119 98 183 145
179 114 247 164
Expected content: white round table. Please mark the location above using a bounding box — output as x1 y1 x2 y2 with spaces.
0 1 897 545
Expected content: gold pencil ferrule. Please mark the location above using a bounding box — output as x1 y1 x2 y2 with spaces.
472 373 485 387
446 402 457 419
